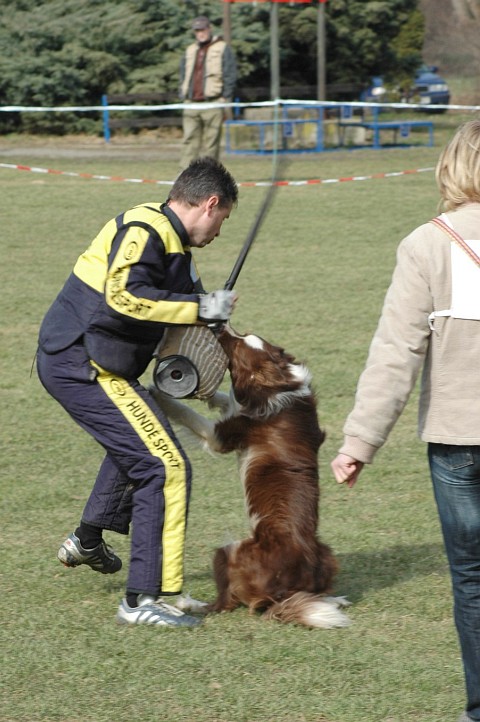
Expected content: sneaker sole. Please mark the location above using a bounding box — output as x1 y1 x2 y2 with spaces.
116 605 202 628
116 616 201 628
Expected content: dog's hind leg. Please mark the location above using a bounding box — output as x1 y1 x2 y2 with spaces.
211 545 240 612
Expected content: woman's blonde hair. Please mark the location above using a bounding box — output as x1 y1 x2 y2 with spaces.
436 118 480 210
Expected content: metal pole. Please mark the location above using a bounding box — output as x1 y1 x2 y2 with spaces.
102 94 110 143
270 1 280 100
223 0 233 119
317 0 326 101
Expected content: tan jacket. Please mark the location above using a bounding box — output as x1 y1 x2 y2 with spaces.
180 37 236 101
340 202 480 463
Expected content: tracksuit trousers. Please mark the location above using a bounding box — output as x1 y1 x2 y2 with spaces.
37 341 192 597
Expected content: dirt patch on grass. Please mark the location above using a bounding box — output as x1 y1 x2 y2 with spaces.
0 130 183 161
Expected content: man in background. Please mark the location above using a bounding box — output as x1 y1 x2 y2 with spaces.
179 15 237 169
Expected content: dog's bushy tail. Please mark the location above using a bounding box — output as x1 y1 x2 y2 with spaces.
263 591 351 629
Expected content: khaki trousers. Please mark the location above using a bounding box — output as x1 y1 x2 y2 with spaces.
180 105 224 169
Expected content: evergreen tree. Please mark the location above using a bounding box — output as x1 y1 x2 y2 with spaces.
0 0 424 133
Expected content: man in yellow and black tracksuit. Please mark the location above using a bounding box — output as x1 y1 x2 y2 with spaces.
37 157 238 627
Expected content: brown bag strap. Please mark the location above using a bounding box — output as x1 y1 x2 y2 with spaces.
430 216 480 268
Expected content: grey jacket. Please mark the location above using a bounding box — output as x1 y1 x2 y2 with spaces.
340 202 480 463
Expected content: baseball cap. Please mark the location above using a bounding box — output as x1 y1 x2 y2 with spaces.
192 16 210 31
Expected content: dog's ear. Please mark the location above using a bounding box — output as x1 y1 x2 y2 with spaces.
268 346 296 366
232 372 268 412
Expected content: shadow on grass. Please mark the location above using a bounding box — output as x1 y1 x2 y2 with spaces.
104 544 447 606
336 542 447 602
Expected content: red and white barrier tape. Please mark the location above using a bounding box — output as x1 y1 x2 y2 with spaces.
0 161 434 188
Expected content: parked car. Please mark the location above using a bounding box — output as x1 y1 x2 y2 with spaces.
360 66 450 113
408 65 450 112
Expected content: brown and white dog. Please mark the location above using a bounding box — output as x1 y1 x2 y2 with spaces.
151 324 350 629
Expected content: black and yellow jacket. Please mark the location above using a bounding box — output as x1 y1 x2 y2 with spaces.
39 203 202 378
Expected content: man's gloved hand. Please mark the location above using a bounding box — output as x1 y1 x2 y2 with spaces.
198 290 237 323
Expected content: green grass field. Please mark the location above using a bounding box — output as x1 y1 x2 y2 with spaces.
1 112 476 722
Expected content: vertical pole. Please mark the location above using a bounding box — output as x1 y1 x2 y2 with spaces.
223 1 233 120
270 1 280 100
223 0 231 43
102 94 110 143
317 0 326 101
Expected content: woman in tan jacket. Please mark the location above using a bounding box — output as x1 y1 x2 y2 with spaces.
332 119 480 722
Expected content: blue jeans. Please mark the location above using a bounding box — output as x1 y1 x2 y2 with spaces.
429 443 480 720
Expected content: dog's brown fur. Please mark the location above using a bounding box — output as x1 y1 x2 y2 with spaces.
151 325 350 628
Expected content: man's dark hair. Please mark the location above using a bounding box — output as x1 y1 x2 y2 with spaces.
168 157 238 208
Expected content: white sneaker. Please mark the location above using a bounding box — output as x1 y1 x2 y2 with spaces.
116 595 202 627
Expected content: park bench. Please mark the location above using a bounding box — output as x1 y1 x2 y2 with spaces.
337 117 434 149
225 105 434 154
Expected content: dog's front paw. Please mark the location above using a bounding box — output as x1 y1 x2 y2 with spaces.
165 594 209 614
207 391 231 413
